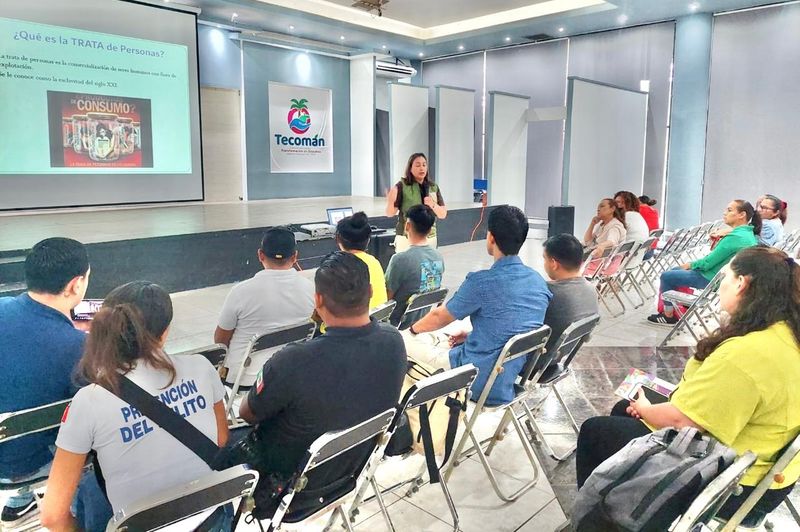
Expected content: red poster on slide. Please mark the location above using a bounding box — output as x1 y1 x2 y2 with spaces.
47 91 153 168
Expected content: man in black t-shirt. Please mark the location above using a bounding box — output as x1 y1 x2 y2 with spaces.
240 251 406 511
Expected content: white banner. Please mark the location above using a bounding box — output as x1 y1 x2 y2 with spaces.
268 82 334 173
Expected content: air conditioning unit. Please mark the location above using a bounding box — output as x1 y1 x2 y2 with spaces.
375 60 417 79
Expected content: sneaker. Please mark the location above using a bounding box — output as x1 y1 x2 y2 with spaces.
646 313 678 326
1 501 39 527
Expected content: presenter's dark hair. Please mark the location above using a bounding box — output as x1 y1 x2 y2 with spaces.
80 281 175 393
639 195 657 207
763 194 788 225
544 234 585 271
336 212 371 251
734 199 762 236
695 247 800 362
402 152 430 185
614 191 641 212
315 251 370 318
488 205 528 256
406 205 436 236
25 237 89 295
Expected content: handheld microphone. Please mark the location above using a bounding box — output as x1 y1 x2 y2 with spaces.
420 182 429 201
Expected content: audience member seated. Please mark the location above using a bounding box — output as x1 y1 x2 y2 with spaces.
336 212 388 309
577 247 800 525
583 198 627 258
42 281 229 531
238 252 406 515
614 191 650 243
638 195 661 260
758 194 787 246
531 234 599 374
647 199 759 325
0 238 104 529
401 205 552 405
385 204 445 326
215 228 314 385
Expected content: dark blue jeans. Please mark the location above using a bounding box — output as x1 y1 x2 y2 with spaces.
659 268 710 312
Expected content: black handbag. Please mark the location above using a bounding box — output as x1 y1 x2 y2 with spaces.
384 412 413 456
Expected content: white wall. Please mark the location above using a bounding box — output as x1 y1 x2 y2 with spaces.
389 83 429 182
350 55 376 196
487 92 529 209
435 86 476 204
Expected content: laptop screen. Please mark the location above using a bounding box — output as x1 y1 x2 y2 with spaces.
326 207 354 226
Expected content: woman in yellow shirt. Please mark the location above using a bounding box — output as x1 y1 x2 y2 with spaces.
576 246 800 525
335 211 388 310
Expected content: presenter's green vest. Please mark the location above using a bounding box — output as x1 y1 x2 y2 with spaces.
395 181 441 237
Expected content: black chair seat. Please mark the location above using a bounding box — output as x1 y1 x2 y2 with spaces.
537 363 566 385
283 478 358 523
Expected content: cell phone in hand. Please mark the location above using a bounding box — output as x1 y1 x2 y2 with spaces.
71 299 104 321
632 383 670 404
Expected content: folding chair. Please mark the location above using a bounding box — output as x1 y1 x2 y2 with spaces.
522 314 601 461
369 300 397 324
254 408 396 532
443 326 551 502
721 433 800 531
649 228 664 240
581 246 612 281
173 343 228 373
348 365 479 532
671 452 757 532
0 399 72 531
640 228 688 290
618 237 659 305
224 321 316 426
105 464 258 532
659 269 724 348
593 241 637 317
397 287 448 330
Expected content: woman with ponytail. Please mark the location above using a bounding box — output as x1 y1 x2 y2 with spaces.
758 194 788 246
42 282 229 531
578 246 800 525
648 199 759 325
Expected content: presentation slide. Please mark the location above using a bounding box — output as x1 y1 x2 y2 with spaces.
0 0 203 210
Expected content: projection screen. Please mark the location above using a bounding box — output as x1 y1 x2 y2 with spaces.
0 0 203 210
562 77 648 233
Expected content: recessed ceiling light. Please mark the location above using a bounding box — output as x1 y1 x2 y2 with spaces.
504 36 511 42
231 12 238 20
418 52 424 57
340 35 345 40
617 14 629 24
688 2 700 11
558 27 565 33
289 25 295 31
381 44 387 49
458 44 464 51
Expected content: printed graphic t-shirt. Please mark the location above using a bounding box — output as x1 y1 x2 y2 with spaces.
384 244 444 325
56 353 225 512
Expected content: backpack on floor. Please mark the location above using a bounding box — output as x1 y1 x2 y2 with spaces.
572 427 738 532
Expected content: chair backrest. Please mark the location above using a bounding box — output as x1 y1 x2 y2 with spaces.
692 268 725 306
174 343 228 371
581 246 613 279
648 228 664 239
472 325 551 407
598 241 636 277
671 452 757 532
657 228 687 257
720 432 800 531
0 399 71 444
401 364 479 413
105 465 259 532
228 320 316 390
398 288 449 329
528 314 601 382
625 237 658 270
369 300 397 323
269 408 396 528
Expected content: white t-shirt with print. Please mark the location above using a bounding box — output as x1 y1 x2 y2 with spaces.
217 268 315 385
56 354 225 513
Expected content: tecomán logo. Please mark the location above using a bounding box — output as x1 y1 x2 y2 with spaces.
274 97 326 147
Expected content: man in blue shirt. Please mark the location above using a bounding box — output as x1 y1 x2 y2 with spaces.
405 205 551 405
0 238 90 527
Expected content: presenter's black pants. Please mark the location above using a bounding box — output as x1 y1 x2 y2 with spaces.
576 399 795 526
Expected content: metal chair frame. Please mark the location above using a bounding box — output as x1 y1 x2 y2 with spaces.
105 465 259 532
173 343 229 373
671 452 757 532
0 398 72 531
224 321 316 427
659 269 725 348
259 408 396 532
522 314 601 461
618 237 659 307
592 241 637 317
348 365 479 532
443 326 552 502
640 228 688 290
396 287 448 330
369 300 397 324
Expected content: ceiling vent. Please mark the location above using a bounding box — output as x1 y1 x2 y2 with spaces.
376 60 417 79
523 33 555 42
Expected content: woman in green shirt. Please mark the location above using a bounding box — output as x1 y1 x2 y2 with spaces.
647 199 760 325
577 246 800 526
385 153 447 252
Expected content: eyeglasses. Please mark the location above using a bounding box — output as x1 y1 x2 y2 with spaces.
758 204 777 211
